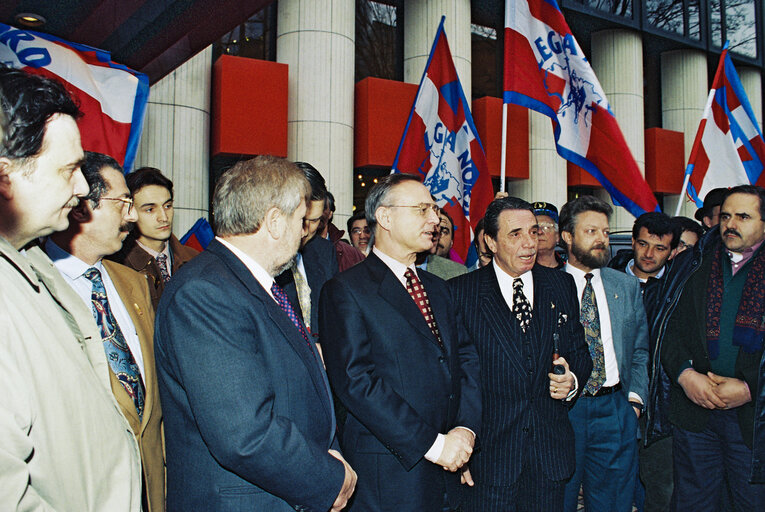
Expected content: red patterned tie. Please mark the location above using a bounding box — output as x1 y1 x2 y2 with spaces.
404 268 444 348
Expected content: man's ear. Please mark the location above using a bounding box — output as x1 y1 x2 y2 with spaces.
484 233 497 254
0 158 14 201
263 206 284 240
561 230 572 248
375 207 391 233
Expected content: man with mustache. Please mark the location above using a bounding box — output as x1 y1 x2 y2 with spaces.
46 151 165 511
559 195 649 511
662 185 765 510
0 67 142 511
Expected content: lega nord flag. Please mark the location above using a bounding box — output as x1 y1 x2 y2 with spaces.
0 23 149 172
684 44 765 206
504 0 659 217
393 18 494 264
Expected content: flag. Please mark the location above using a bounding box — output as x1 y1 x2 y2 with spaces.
393 17 494 265
504 0 659 217
684 44 765 206
180 218 214 252
0 23 149 172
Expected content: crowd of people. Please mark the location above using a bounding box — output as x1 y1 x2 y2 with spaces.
2 66 765 512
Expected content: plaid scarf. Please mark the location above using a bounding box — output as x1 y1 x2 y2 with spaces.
705 241 765 359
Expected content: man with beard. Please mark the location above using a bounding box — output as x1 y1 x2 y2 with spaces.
559 195 649 512
46 152 164 511
348 211 371 256
154 156 356 511
663 185 765 510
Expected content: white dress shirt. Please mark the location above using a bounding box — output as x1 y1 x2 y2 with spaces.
46 239 145 377
492 259 534 308
217 237 276 300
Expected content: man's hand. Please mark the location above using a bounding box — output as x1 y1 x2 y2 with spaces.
707 372 751 409
677 369 727 409
329 449 357 512
548 357 575 399
494 191 509 200
436 427 475 472
460 467 475 486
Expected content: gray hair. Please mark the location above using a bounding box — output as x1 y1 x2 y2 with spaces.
212 155 310 236
364 173 421 238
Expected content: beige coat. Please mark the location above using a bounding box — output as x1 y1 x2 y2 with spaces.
0 237 142 511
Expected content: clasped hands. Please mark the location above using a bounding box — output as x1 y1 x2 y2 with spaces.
436 427 476 486
678 369 751 410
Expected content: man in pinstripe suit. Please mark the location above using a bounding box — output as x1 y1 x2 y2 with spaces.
450 197 591 511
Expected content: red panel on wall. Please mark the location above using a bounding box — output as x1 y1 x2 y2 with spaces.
354 77 418 169
567 161 601 187
471 97 529 179
645 127 685 194
212 55 288 158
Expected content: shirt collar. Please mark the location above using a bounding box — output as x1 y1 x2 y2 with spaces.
565 262 601 284
626 258 665 282
45 238 104 279
136 239 171 260
492 259 533 291
216 237 275 298
373 246 417 283
726 239 764 265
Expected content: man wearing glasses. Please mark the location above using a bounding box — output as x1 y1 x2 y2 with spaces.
319 173 481 511
46 151 164 512
532 202 565 269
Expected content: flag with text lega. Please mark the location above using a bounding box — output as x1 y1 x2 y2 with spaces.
504 0 659 217
0 23 149 172
685 45 765 206
393 18 494 264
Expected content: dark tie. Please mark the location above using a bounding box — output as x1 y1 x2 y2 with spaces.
271 282 313 350
404 268 444 348
581 272 606 394
83 267 145 420
512 278 532 333
156 253 171 284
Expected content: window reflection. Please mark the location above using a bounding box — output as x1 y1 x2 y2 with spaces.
214 6 275 61
356 0 399 81
646 0 684 35
472 23 499 99
569 0 633 18
726 0 756 58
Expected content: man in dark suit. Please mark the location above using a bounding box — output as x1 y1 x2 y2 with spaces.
47 152 165 511
319 173 481 512
154 156 356 511
449 196 591 511
559 195 650 511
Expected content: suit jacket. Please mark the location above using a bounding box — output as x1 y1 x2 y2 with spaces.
319 252 481 512
102 260 165 512
599 267 650 404
449 264 591 489
426 253 467 280
276 235 338 336
154 239 345 512
112 234 198 310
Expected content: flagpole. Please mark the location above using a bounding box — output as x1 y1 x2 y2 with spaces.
674 172 691 216
500 103 508 192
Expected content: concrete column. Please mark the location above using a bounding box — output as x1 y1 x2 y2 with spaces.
277 0 355 226
133 46 211 237
591 29 645 232
508 110 568 210
403 0 471 98
661 49 708 218
739 67 763 131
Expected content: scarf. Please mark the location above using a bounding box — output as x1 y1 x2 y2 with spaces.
706 241 765 358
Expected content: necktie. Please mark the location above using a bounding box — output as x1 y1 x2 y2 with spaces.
404 268 443 348
271 282 313 350
291 262 312 333
156 253 171 284
84 267 145 419
581 273 606 394
512 278 532 333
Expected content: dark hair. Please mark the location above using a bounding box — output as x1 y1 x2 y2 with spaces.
473 217 485 249
483 196 534 240
325 190 336 213
294 161 327 202
126 167 174 199
722 184 765 220
559 195 613 236
364 173 420 237
632 212 681 250
0 66 81 165
347 210 366 234
673 216 704 239
439 209 455 231
82 152 123 207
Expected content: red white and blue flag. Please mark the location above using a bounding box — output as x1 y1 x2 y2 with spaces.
0 23 149 172
504 0 659 217
684 44 765 206
393 18 494 264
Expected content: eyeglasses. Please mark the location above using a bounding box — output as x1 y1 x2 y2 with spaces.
538 222 558 232
100 196 134 214
351 227 371 235
385 203 439 216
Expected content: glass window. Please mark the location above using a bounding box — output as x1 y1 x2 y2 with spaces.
726 0 757 58
646 0 684 35
711 0 723 48
568 0 633 18
687 0 701 40
213 5 276 61
471 23 499 99
356 0 399 81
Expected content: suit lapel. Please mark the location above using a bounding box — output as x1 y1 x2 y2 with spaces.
601 269 624 368
477 266 523 364
531 266 556 356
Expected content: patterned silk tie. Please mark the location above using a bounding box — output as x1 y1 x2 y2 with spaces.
581 273 606 394
290 262 312 333
512 278 532 333
83 267 145 419
155 253 171 284
404 268 444 348
271 282 313 349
